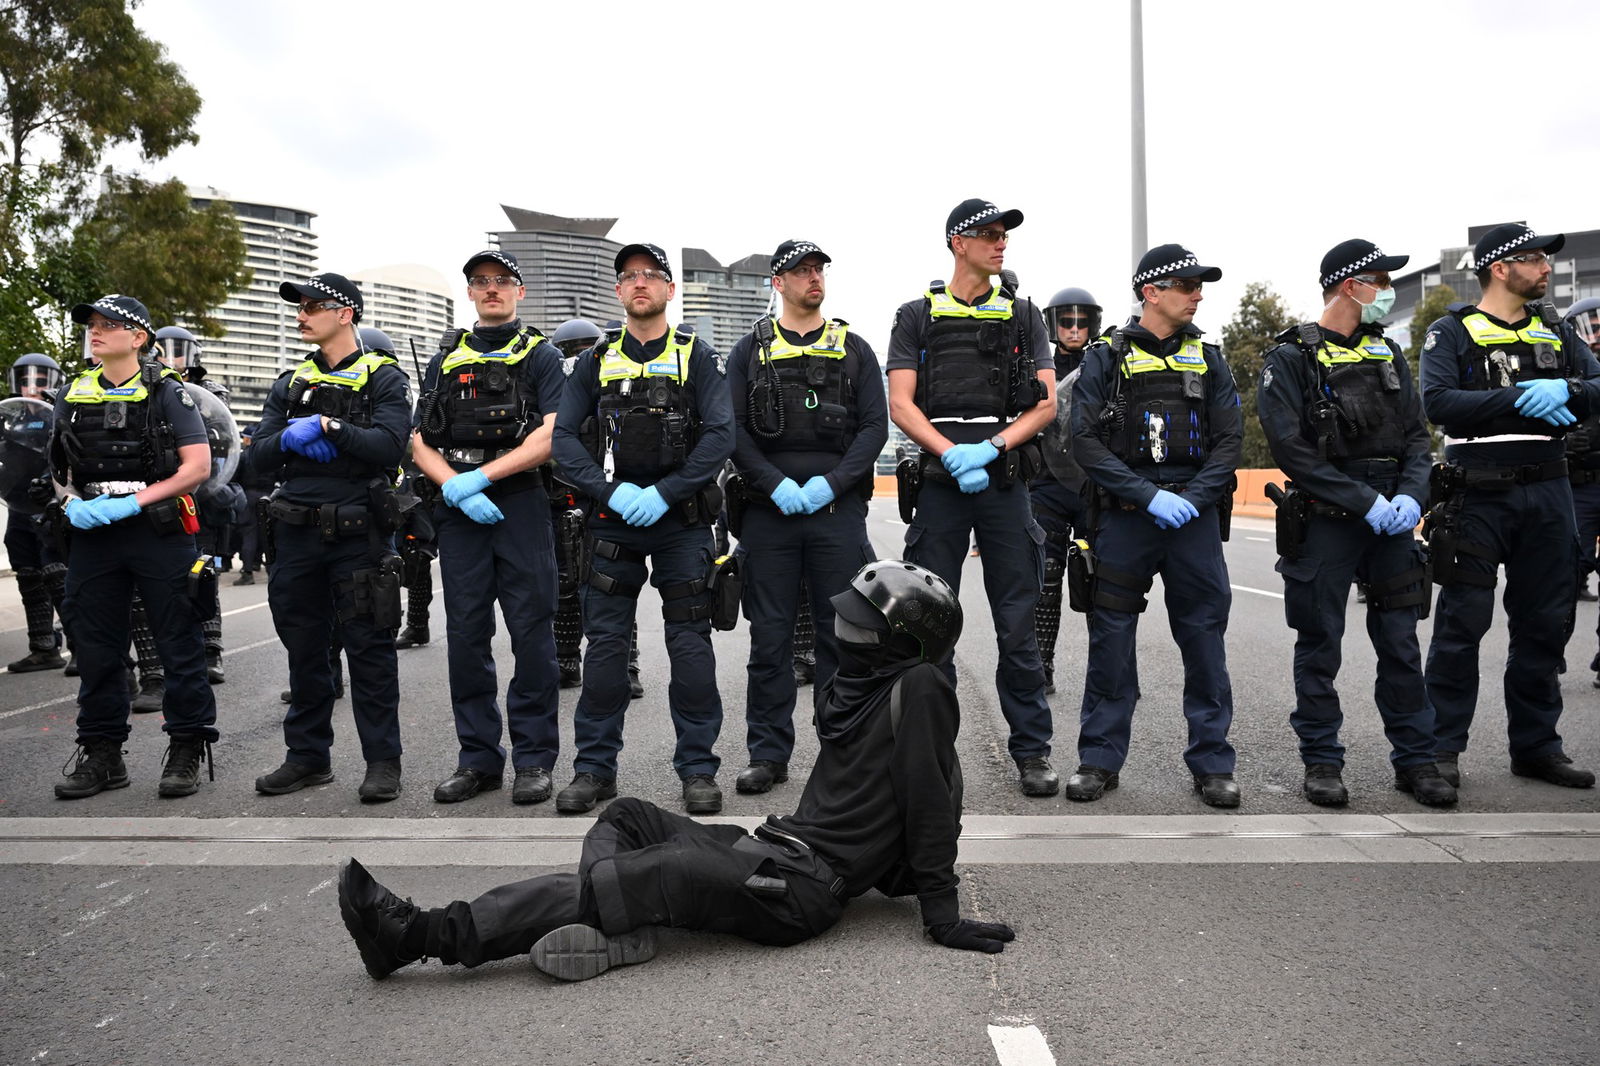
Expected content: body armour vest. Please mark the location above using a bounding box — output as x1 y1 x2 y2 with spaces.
59 363 183 494
1112 334 1210 467
746 318 855 452
419 328 543 453
1455 306 1571 437
917 283 1030 420
283 351 399 481
592 327 698 478
1297 326 1408 461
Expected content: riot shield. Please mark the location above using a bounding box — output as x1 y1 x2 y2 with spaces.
0 397 54 515
185 382 241 494
1039 367 1085 484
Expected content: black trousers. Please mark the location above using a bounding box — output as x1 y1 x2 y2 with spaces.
426 797 846 968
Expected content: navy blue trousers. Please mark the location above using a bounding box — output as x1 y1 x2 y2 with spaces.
572 515 723 780
435 487 559 774
904 475 1052 762
62 520 217 744
1425 477 1576 760
1278 515 1433 767
267 523 401 767
740 496 874 764
1078 504 1234 775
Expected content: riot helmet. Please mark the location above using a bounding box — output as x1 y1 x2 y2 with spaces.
155 326 202 374
9 353 63 399
1565 297 1600 347
552 318 604 358
359 327 397 356
829 560 963 665
1043 287 1102 344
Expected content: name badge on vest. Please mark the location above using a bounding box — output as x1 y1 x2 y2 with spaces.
646 360 678 376
327 368 363 382
106 386 141 397
1171 351 1206 368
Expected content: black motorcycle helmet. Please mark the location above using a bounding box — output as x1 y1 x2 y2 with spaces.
1566 297 1600 347
830 560 963 665
1043 286 1102 341
9 352 63 398
551 318 603 358
357 326 396 355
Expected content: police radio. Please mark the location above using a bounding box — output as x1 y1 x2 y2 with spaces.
749 315 785 440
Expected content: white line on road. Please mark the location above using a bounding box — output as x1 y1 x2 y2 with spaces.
1231 583 1283 600
989 1023 1056 1066
221 602 270 618
1246 536 1271 542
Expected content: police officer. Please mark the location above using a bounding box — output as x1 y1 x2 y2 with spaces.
232 422 273 585
1068 244 1242 807
1032 287 1101 693
4 353 68 673
51 295 219 799
727 239 887 794
413 250 566 806
1258 240 1454 807
886 200 1059 797
1420 223 1599 790
550 243 734 815
336 559 1015 982
250 272 411 802
1564 298 1600 684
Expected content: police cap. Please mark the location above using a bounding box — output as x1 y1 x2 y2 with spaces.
1473 223 1565 271
1133 244 1222 290
770 240 831 276
613 243 673 281
279 273 364 322
1318 239 1409 289
945 199 1023 247
463 250 521 283
70 294 154 334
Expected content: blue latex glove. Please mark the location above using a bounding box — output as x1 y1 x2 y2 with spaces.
1514 378 1570 419
606 482 642 516
1537 403 1578 427
1388 494 1422 536
457 492 504 525
1146 489 1199 530
942 441 999 477
65 495 111 530
99 495 143 524
442 468 492 508
1363 494 1393 536
800 475 836 513
771 477 809 516
303 438 338 463
279 416 324 455
621 485 670 527
956 467 989 494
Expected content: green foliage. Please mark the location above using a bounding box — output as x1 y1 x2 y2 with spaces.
1221 281 1300 469
1405 284 1460 362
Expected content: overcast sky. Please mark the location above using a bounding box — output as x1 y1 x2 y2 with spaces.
119 0 1600 340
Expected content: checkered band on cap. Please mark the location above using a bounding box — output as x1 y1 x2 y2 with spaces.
1320 248 1388 289
772 241 823 275
946 205 1001 240
89 295 151 333
304 275 359 311
468 251 521 279
1133 255 1200 286
1475 229 1535 270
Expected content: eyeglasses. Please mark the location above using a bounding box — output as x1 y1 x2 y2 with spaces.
1152 278 1203 294
782 264 828 279
960 228 1008 244
1352 274 1393 290
1501 253 1552 267
297 299 343 315
617 269 670 284
1057 316 1092 328
467 275 519 290
84 317 134 333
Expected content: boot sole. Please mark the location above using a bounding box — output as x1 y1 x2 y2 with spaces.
555 783 617 813
55 772 131 800
530 924 656 982
256 770 336 795
1394 780 1459 806
9 659 66 674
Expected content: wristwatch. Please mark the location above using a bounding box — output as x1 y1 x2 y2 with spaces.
325 418 344 434
988 433 1007 453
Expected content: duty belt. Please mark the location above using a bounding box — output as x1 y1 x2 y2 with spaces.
268 498 373 540
1330 457 1401 480
1570 466 1600 486
1307 500 1359 520
1450 458 1568 489
84 480 149 497
441 445 519 465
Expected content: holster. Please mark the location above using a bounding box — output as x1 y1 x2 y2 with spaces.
724 472 749 540
1066 538 1097 614
895 457 921 524
1421 465 1497 590
1270 483 1308 561
1218 473 1237 542
342 553 403 629
257 492 277 566
708 553 742 631
145 496 191 537
187 555 219 621
675 483 722 527
556 508 590 596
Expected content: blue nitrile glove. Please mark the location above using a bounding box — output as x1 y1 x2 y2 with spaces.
303 438 337 463
279 415 324 455
99 495 143 524
442 468 492 508
622 485 670 527
956 467 989 494
1539 404 1578 427
771 477 809 516
1363 494 1393 535
457 492 504 525
800 475 836 513
1146 489 1199 530
65 495 110 530
1388 494 1422 536
606 482 642 515
1514 378 1570 419
942 441 999 477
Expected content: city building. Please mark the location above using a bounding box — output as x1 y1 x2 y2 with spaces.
680 248 769 351
349 264 455 384
1388 223 1600 349
185 188 317 420
488 207 623 331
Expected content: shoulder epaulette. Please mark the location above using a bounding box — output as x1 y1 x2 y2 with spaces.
928 280 947 295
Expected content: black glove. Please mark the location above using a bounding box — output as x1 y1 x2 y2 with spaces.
925 919 1016 954
26 475 54 507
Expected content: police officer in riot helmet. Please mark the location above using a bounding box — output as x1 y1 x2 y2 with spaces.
336 559 1017 982
550 243 735 815
726 240 887 794
1562 298 1600 621
1043 287 1102 376
1418 224 1599 790
1259 240 1453 807
248 273 412 802
886 199 1059 798
1069 244 1243 808
4 353 69 673
412 250 566 806
51 296 220 799
552 318 603 361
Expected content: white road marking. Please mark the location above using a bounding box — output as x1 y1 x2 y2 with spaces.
220 602 270 619
1231 583 1284 600
1246 535 1271 542
989 1023 1056 1065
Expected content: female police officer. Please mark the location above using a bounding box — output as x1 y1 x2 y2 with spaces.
52 295 219 800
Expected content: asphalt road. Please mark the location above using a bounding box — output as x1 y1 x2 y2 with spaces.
1 504 1597 1065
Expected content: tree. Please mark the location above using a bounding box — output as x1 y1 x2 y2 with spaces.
1405 284 1460 363
1221 281 1300 469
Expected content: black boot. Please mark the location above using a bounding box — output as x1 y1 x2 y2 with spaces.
338 858 423 979
131 673 165 713
206 650 225 685
8 569 65 673
159 736 213 798
1395 762 1458 806
1303 763 1348 806
56 741 130 799
394 625 430 649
